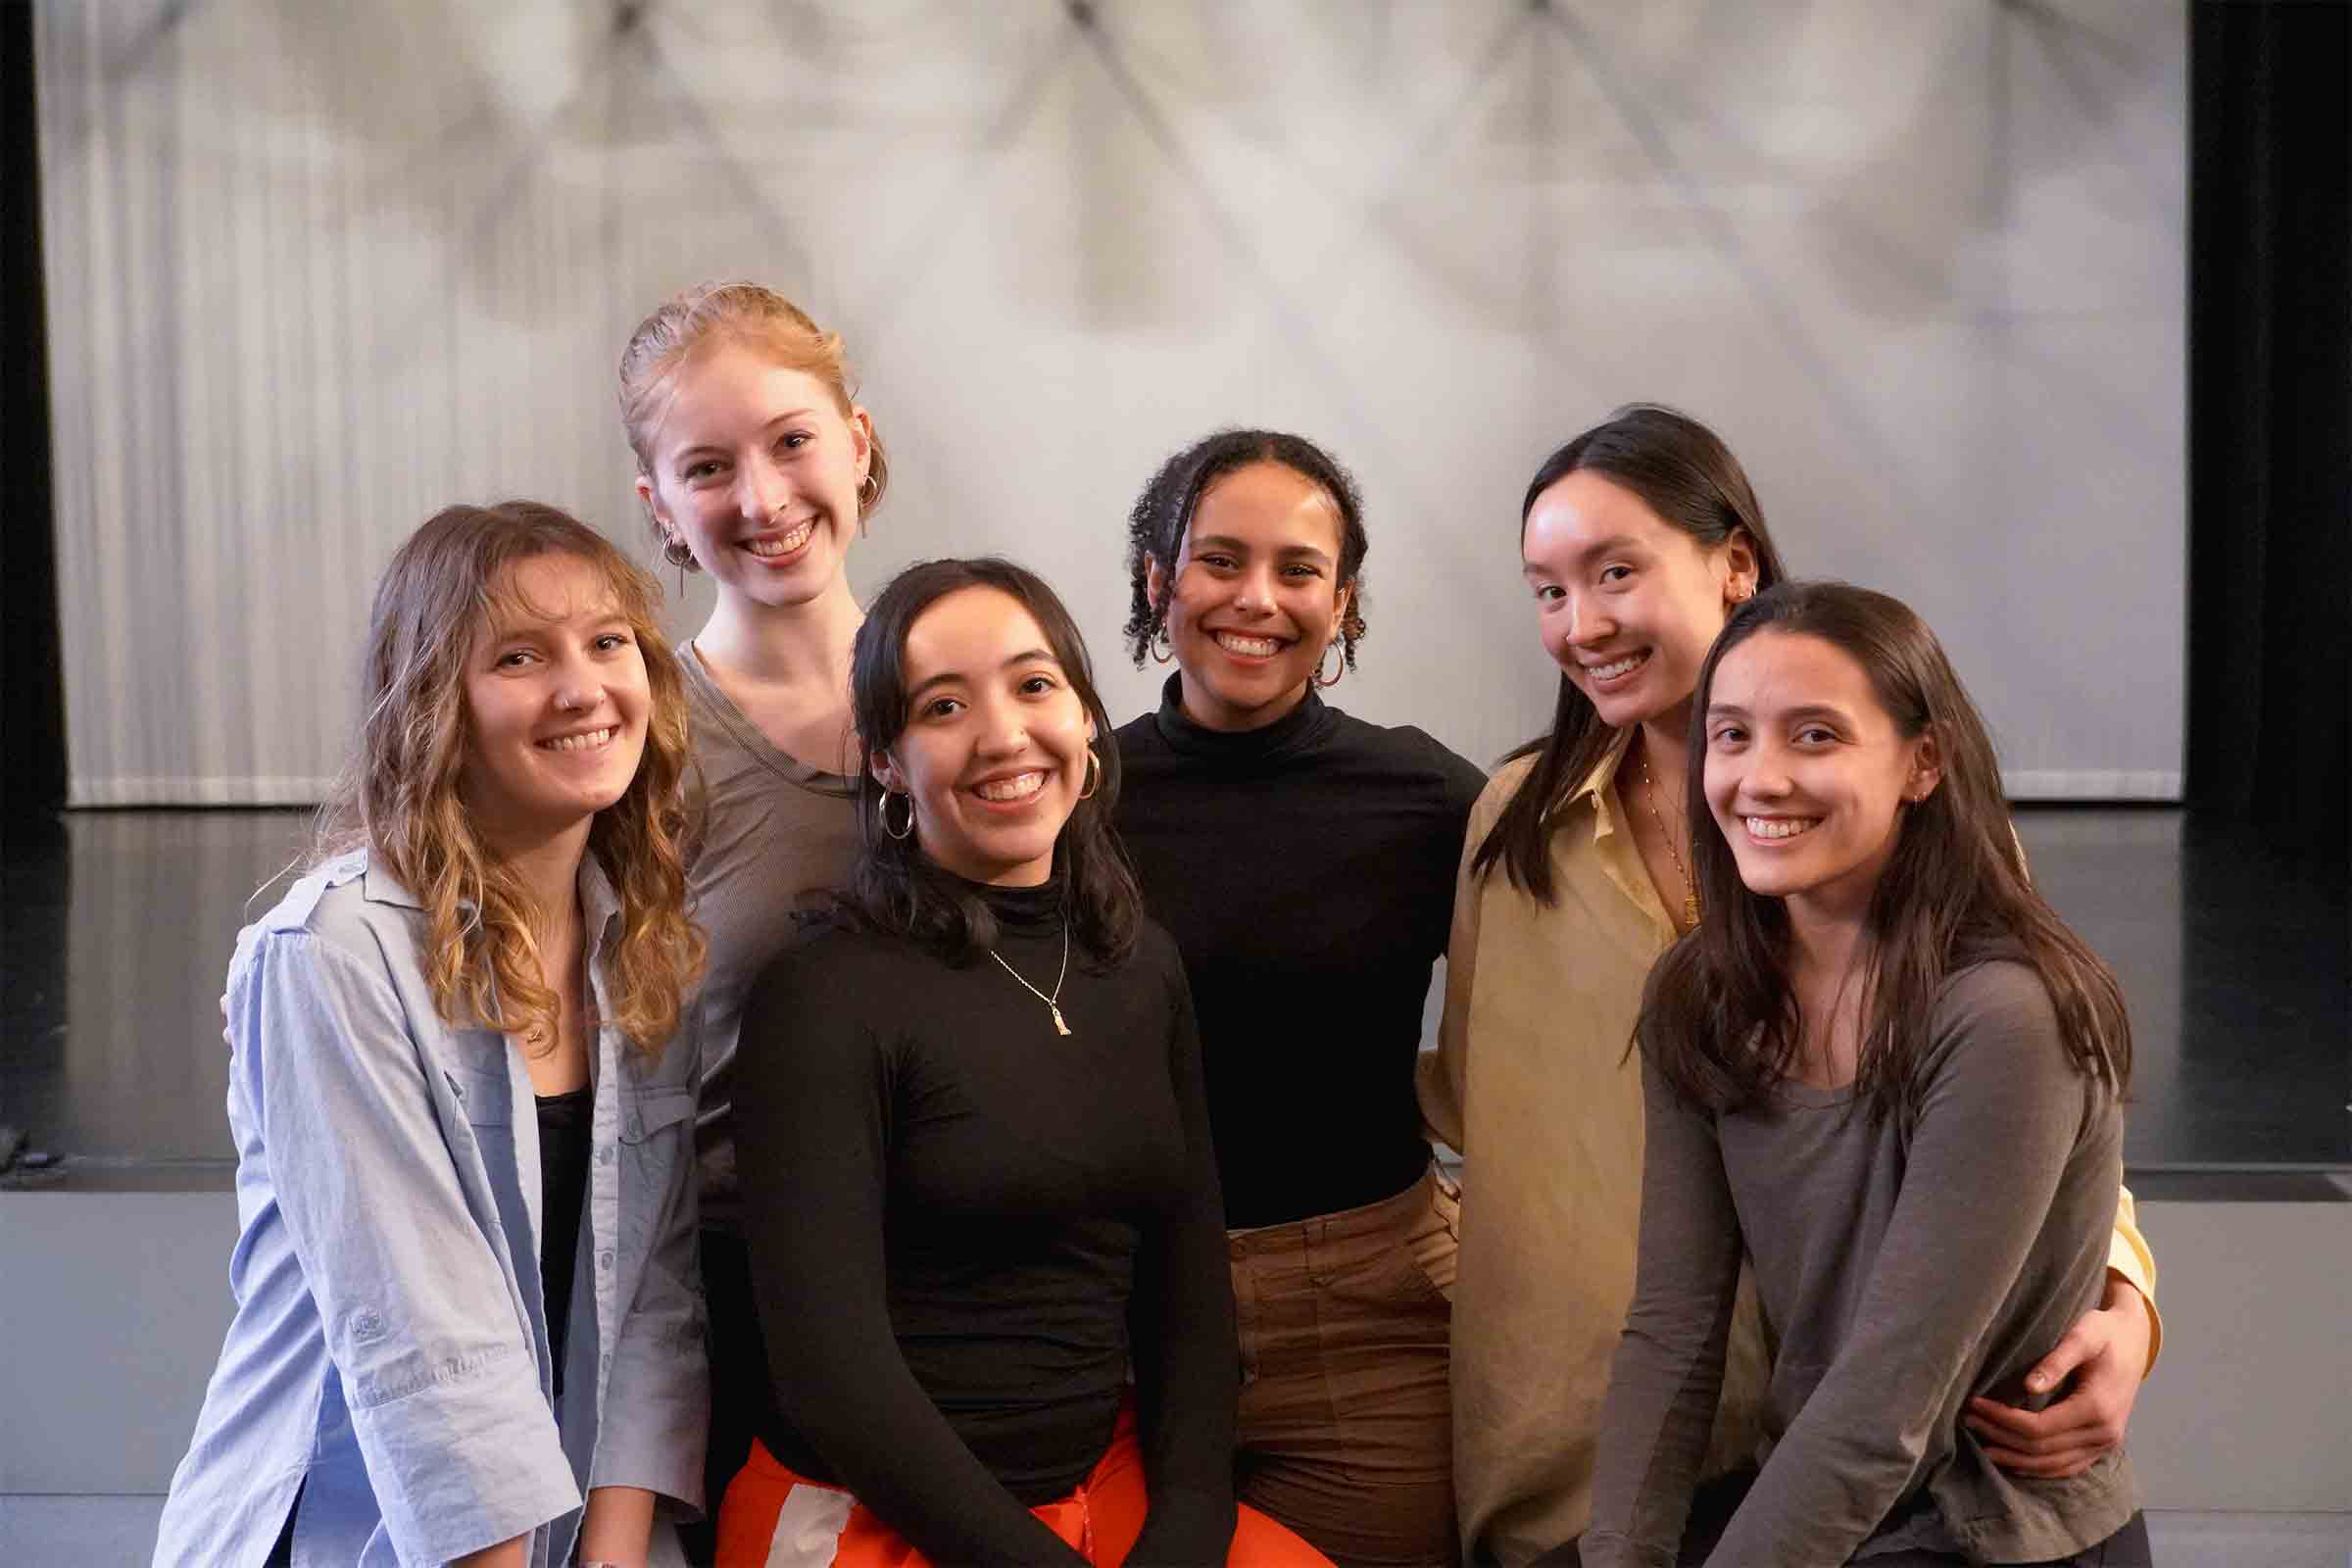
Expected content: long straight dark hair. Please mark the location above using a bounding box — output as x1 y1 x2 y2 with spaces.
1472 405 1789 901
836 557 1143 967
1637 581 2132 1120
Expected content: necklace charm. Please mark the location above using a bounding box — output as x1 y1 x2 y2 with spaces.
1640 748 1703 935
989 920 1074 1037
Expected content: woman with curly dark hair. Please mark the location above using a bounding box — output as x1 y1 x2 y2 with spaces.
1111 432 1488 1567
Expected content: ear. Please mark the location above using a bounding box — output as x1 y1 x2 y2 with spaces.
1144 553 1170 615
635 472 672 534
1721 529 1760 603
1335 577 1357 630
849 404 875 472
869 749 906 796
1905 727 1944 804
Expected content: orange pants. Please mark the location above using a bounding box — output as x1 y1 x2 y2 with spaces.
715 1402 1334 1567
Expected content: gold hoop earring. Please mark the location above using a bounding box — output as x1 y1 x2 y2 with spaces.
1078 747 1102 800
880 790 915 841
1150 622 1175 665
1313 640 1346 689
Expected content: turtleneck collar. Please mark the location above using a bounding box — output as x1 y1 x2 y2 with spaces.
931 859 1067 938
1150 672 1337 766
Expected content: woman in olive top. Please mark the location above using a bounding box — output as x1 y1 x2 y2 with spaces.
616 282 884 1548
1587 581 2146 1566
1418 406 2160 1566
1113 431 1487 1568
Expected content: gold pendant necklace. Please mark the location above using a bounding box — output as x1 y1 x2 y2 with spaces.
1639 750 1701 932
988 920 1072 1036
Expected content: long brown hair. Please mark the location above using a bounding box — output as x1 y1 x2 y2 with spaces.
1637 581 2132 1120
838 557 1143 967
315 501 705 1054
1472 405 1788 901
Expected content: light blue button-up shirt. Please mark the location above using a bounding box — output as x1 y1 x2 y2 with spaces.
154 850 708 1567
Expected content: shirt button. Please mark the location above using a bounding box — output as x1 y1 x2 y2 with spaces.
627 1114 644 1139
599 1250 614 1271
352 1311 384 1342
598 1145 616 1166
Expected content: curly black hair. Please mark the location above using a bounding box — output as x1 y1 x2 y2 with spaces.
1121 429 1370 670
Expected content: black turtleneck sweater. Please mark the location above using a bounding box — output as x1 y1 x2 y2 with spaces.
1114 677 1489 1229
731 875 1236 1567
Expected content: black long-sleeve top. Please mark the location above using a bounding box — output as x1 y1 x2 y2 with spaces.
731 875 1238 1566
1113 677 1489 1228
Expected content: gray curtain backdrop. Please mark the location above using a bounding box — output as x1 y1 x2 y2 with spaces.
38 0 2184 805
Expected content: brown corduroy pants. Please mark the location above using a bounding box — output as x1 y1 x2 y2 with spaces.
1229 1162 1462 1568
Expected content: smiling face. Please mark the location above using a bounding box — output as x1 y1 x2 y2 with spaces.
460 552 653 851
635 337 873 612
1147 462 1353 732
872 586 1098 887
1702 628 1941 922
1522 468 1756 735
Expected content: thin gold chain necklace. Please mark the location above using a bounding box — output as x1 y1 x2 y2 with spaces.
1639 750 1701 932
988 921 1072 1036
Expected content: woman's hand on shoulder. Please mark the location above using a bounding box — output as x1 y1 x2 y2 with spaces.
1964 1273 2150 1477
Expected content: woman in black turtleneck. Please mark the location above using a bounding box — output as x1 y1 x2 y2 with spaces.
721 559 1331 1568
1113 434 1488 1568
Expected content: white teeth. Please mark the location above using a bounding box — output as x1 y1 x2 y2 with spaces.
1746 815 1819 841
1214 631 1280 658
1589 652 1647 681
541 728 613 754
974 772 1045 803
745 520 816 558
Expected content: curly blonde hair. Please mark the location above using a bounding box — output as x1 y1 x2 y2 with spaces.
316 501 705 1054
618 280 890 558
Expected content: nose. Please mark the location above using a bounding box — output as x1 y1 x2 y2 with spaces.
1563 590 1615 648
549 648 602 714
1742 743 1794 799
1231 564 1279 615
971 696 1028 759
738 450 789 522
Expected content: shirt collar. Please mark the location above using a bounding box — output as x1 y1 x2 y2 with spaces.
1569 729 1638 832
358 846 623 939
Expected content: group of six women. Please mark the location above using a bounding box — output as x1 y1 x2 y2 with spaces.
155 281 2160 1568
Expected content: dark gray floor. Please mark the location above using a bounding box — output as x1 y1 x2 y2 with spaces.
2 806 2346 1187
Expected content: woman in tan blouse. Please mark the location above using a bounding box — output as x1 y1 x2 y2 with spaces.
1416 406 2160 1567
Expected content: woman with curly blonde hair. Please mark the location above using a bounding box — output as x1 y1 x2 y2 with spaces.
156 501 709 1568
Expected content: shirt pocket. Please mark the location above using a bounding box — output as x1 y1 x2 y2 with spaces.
442 1064 519 1206
616 1084 697 1249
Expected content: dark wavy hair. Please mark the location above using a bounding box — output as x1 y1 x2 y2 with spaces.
837 558 1143 966
1637 580 2132 1121
1121 428 1370 670
1472 404 1789 902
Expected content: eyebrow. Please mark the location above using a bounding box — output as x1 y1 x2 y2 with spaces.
1190 532 1335 565
1706 702 1855 727
906 647 1058 702
672 411 822 462
1525 532 1650 578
